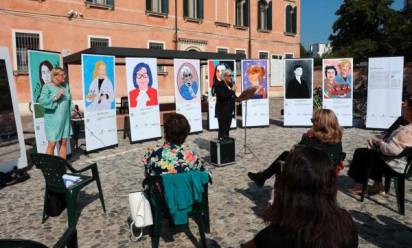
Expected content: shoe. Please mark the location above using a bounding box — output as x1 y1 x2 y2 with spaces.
248 172 265 187
368 184 385 196
351 184 364 195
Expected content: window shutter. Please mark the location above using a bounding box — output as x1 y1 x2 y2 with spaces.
162 0 169 14
292 6 297 33
257 1 261 29
243 0 249 27
267 1 272 30
285 5 291 32
183 0 188 17
197 0 204 19
146 0 152 11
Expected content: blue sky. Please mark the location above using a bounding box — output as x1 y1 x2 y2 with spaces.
301 0 405 49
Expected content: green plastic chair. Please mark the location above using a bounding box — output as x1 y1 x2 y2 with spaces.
142 174 210 248
0 227 78 248
31 153 106 227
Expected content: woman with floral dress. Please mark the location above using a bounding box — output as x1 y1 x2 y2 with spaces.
143 113 204 177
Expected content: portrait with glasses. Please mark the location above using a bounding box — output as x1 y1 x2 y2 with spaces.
177 64 199 101
129 62 158 108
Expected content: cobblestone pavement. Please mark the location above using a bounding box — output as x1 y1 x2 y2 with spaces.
1 98 412 248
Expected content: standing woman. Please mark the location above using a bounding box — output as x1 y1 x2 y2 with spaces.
214 69 237 140
38 68 72 159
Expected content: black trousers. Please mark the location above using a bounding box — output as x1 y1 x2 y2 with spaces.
260 151 290 180
217 116 232 139
348 148 386 183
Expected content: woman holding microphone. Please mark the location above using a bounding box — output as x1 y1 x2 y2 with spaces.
214 69 237 140
39 68 72 159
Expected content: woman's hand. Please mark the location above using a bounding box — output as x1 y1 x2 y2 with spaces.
231 84 237 92
53 89 65 101
367 137 381 150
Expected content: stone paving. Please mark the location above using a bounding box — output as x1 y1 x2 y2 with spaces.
1 98 412 248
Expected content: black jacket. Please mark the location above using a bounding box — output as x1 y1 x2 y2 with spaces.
214 80 236 119
286 77 310 99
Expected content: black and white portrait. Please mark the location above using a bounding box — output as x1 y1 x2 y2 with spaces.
284 59 313 99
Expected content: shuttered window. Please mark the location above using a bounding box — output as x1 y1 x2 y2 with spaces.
235 0 249 27
184 0 203 19
146 0 169 14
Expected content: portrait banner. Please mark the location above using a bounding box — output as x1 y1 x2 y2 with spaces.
28 50 72 154
241 60 270 127
283 59 313 126
207 60 236 130
82 54 117 151
125 57 161 141
322 58 353 126
366 57 404 129
173 59 202 133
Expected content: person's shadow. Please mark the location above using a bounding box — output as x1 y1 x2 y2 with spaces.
235 182 272 218
350 210 412 248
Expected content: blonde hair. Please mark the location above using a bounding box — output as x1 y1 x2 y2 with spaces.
51 67 64 83
311 109 343 144
93 61 106 80
339 59 351 68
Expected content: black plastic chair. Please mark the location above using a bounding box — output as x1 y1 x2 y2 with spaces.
142 175 210 248
31 153 106 227
0 227 78 248
118 96 129 114
360 148 412 215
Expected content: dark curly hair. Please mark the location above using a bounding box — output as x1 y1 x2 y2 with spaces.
164 113 191 145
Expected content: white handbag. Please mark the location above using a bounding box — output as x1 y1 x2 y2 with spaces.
129 191 153 241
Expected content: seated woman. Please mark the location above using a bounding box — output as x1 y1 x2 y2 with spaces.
242 146 358 248
248 109 345 187
143 113 204 177
349 97 412 194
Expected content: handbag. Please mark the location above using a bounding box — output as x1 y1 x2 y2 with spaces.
128 191 153 241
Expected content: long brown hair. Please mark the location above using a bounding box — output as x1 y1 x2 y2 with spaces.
264 146 357 248
311 109 342 144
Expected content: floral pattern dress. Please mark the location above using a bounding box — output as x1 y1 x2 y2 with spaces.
143 142 204 177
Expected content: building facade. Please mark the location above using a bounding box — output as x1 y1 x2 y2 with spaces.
0 0 300 114
310 43 332 58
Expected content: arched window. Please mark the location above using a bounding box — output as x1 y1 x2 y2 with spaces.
258 0 272 30
285 5 297 34
235 0 249 27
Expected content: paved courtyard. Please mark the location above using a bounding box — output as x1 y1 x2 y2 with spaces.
1 98 412 248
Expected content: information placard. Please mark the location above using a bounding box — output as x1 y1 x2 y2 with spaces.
366 57 404 129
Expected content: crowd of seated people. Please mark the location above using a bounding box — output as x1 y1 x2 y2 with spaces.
248 108 345 187
140 99 412 247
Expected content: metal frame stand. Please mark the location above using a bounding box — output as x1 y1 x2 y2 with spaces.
237 100 259 161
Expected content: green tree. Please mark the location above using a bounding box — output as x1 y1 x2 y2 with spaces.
300 43 310 58
329 0 410 62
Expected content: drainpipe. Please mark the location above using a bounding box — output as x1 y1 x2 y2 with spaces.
248 0 252 58
175 0 178 50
